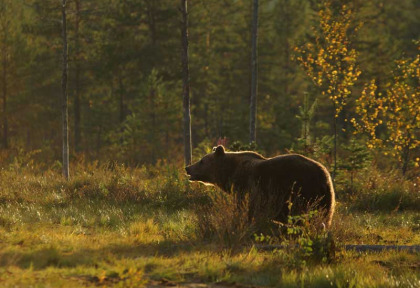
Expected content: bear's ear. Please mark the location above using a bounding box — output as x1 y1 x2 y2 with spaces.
213 145 225 157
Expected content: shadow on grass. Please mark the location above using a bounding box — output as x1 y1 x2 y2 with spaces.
0 239 205 270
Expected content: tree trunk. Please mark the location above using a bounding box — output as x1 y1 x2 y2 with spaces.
146 0 157 46
96 115 103 153
117 73 126 146
332 102 337 181
62 0 70 180
118 75 125 125
249 0 258 144
181 0 192 165
401 113 417 175
74 0 81 152
203 31 210 139
150 87 156 163
1 11 8 150
1 36 7 149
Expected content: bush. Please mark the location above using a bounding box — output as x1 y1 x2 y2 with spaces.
194 190 256 249
255 210 336 270
282 211 335 265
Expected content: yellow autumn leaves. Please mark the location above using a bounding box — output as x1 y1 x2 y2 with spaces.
294 1 419 171
294 2 361 119
353 47 420 168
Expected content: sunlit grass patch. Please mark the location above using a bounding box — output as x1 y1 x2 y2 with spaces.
332 208 420 245
338 167 420 212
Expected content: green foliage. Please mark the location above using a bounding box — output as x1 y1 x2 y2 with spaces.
311 135 334 162
112 69 182 163
339 139 372 172
192 138 213 161
296 93 318 150
229 141 258 152
337 138 372 188
253 208 338 270
290 135 334 166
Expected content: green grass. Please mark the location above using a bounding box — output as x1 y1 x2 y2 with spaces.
0 163 419 287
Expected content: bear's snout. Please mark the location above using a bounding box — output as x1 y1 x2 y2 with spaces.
185 166 196 180
185 166 191 175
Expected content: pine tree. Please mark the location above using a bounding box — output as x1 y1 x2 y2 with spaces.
296 92 318 154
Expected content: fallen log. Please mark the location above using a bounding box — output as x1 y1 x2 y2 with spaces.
344 245 420 253
255 244 420 253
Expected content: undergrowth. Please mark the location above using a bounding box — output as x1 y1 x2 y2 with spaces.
337 167 419 212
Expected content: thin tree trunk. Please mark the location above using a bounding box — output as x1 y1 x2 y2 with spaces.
1 37 7 149
401 112 417 175
332 103 337 181
282 2 290 100
146 0 157 46
62 0 70 179
203 32 210 138
401 145 410 176
96 116 103 153
118 75 125 124
249 0 258 144
181 0 192 165
74 0 81 152
1 11 8 149
117 74 126 146
150 87 156 163
165 100 170 156
204 102 209 138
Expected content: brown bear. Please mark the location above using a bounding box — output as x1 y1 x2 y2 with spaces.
185 145 335 228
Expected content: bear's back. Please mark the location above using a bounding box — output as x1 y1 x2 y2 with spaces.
254 153 332 200
259 154 325 173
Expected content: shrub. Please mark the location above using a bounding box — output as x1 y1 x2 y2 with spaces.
194 190 256 249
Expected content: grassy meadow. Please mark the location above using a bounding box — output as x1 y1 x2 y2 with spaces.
0 157 419 288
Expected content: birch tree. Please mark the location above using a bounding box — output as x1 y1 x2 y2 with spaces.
294 2 361 179
352 50 420 175
181 0 192 165
74 0 81 152
62 0 69 179
249 0 259 144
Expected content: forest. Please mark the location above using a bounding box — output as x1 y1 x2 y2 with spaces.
0 0 419 287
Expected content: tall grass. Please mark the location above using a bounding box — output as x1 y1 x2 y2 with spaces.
337 166 419 212
0 158 211 234
194 191 256 249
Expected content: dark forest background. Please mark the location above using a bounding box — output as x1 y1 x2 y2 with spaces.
0 0 418 175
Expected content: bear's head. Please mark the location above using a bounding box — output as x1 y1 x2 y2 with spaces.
185 145 225 185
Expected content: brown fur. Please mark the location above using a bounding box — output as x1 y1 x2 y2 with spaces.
185 145 335 227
